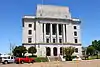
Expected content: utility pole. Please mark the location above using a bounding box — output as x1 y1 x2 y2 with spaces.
9 40 15 55
41 0 44 14
9 42 12 55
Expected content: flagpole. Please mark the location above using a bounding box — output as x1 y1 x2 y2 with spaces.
42 0 43 5
41 0 44 14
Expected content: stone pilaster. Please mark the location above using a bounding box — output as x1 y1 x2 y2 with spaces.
50 24 52 43
56 24 59 43
44 24 46 43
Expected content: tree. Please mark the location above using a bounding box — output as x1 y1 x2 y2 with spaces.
92 40 100 52
86 45 95 56
12 46 27 57
28 46 37 56
21 46 27 56
63 47 75 61
12 46 21 57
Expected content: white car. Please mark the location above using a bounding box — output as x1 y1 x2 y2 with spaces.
0 55 15 64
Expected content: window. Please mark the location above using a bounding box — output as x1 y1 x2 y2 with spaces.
74 31 77 36
3 57 7 59
40 13 42 16
60 47 63 55
75 48 78 53
11 57 13 59
59 39 62 43
52 24 56 35
8 56 10 59
28 38 32 43
75 39 78 43
59 24 63 35
43 24 44 33
28 30 32 35
28 24 32 27
46 38 49 43
53 39 56 43
65 15 67 18
46 24 50 35
74 26 77 29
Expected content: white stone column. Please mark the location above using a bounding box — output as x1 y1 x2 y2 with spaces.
50 24 52 43
35 21 40 43
63 24 65 43
57 47 60 56
39 23 43 43
56 24 59 43
66 24 68 43
65 24 67 42
44 24 46 43
51 47 53 56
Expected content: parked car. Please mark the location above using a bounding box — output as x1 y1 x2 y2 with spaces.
0 55 15 64
15 56 35 64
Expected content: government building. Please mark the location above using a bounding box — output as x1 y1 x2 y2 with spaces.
22 4 82 57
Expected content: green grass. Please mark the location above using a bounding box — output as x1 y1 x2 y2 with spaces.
87 55 100 60
28 55 48 62
33 57 48 62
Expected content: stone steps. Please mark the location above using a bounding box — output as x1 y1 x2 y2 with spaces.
47 56 62 62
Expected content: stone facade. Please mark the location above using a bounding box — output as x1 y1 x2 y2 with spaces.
22 4 82 57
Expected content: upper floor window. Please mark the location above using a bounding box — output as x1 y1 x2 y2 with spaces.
28 30 32 35
74 26 77 29
52 24 56 35
59 24 63 35
28 24 32 27
40 13 42 16
46 24 50 35
74 31 77 36
75 38 78 43
28 38 32 43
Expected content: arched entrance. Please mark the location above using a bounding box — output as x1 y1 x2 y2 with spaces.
60 47 63 55
53 47 57 56
46 47 51 56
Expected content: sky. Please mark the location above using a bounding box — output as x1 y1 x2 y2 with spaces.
0 0 100 54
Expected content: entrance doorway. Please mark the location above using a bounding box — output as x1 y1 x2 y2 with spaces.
60 47 63 55
46 47 51 56
53 47 57 56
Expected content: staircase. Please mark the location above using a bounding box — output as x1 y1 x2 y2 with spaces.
47 56 62 62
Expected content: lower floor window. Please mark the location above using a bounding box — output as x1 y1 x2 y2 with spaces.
75 48 78 53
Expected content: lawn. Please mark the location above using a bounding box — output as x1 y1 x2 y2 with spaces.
87 55 100 60
33 57 48 62
28 56 48 62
